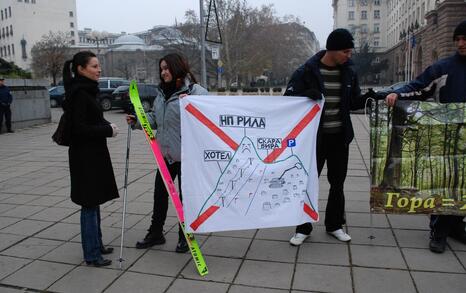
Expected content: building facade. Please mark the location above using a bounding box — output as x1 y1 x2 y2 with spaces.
332 0 388 52
332 0 465 85
77 28 123 52
0 0 78 71
386 0 436 48
383 0 466 84
70 27 218 86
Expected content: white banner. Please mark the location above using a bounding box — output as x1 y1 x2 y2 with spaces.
180 95 323 232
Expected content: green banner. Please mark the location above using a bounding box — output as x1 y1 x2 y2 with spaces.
370 100 466 215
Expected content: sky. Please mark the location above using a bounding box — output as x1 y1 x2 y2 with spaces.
76 0 333 47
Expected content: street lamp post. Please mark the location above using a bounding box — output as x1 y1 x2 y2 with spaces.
200 0 207 88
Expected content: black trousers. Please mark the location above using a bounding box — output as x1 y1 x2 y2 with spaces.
151 161 184 239
296 132 349 234
0 104 12 132
430 215 465 239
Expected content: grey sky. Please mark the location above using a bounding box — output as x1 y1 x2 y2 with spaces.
76 0 333 47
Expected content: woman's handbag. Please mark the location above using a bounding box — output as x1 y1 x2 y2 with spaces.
52 112 71 146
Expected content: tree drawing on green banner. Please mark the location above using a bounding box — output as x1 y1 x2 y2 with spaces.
370 100 466 215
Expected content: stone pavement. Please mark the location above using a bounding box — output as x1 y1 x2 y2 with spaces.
0 108 465 293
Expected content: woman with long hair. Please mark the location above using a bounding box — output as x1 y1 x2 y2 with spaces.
127 53 208 253
63 51 119 266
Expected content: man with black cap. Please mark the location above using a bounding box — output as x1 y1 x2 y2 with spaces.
285 28 374 245
0 77 14 133
385 20 466 253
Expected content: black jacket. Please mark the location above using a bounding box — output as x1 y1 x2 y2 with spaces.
284 50 368 145
66 76 119 207
394 52 466 103
0 85 12 105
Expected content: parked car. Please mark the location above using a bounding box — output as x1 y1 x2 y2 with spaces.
112 83 159 113
49 86 65 108
376 81 409 96
97 77 130 111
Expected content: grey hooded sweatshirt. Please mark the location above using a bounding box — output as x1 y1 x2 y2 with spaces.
144 78 208 163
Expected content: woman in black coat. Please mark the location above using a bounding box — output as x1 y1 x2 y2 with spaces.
62 51 119 267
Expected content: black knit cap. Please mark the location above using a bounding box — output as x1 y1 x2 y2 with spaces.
326 28 355 51
453 20 466 40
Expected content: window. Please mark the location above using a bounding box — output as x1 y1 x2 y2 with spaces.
20 38 27 59
348 0 355 7
8 6 11 17
71 40 75 45
25 0 29 3
4 9 7 19
361 10 367 19
32 0 36 3
69 11 74 17
421 3 426 22
1 10 3 20
374 10 380 19
11 44 14 55
110 80 126 88
374 0 381 5
70 22 74 28
348 11 355 20
361 24 368 33
360 0 368 6
98 81 108 88
7 45 10 56
9 25 12 36
70 30 74 36
373 38 380 47
374 23 380 33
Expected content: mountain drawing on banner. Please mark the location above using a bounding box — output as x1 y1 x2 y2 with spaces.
190 136 318 231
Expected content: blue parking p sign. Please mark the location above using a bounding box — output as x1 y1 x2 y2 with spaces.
287 138 296 147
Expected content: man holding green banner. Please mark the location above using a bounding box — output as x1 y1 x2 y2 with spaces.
385 20 466 253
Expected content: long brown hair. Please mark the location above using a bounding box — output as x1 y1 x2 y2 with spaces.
159 53 197 89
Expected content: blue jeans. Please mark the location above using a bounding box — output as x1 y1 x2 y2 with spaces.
80 206 103 262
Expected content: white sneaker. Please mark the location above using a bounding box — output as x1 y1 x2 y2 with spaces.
289 233 309 246
327 229 351 242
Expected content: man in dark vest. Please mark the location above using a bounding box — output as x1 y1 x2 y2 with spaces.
0 77 14 133
285 29 374 245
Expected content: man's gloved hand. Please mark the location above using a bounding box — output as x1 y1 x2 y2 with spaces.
302 88 322 100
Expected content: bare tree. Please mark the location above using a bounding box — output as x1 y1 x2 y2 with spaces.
198 1 317 87
31 31 71 85
171 0 318 88
352 43 389 84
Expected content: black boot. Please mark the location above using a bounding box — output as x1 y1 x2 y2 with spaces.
429 237 447 253
175 236 189 253
100 246 114 255
86 258 112 267
136 229 166 249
